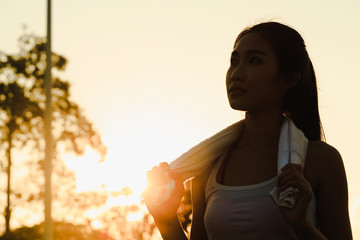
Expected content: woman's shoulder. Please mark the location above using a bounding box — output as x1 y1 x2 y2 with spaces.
306 142 351 238
305 140 345 189
307 140 342 164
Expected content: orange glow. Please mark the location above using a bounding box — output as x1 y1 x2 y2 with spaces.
1 1 360 238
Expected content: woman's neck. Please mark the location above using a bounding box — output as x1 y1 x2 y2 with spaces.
239 110 284 149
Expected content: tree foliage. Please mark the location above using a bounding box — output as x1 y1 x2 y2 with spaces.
0 32 160 240
0 32 106 235
0 221 114 240
0 33 106 155
98 203 157 240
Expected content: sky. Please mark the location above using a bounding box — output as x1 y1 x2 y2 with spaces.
1 0 360 237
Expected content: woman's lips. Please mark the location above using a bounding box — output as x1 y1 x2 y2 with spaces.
228 86 246 95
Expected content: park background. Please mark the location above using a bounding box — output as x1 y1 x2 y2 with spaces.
0 0 359 239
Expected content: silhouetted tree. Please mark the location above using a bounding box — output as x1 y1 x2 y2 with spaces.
0 221 114 240
98 203 157 240
0 33 106 236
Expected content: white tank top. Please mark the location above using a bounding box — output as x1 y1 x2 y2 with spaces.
204 152 317 240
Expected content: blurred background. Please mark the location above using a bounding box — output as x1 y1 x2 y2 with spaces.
0 0 359 239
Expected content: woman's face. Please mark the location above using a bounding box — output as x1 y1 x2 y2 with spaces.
226 32 287 113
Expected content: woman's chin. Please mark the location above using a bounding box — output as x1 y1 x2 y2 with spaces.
229 102 248 111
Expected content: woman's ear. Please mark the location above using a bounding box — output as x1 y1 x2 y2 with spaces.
285 71 301 90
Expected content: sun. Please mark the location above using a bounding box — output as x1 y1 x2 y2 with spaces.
62 135 149 197
61 108 200 206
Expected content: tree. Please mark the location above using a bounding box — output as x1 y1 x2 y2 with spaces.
0 32 106 236
0 221 115 240
98 203 157 240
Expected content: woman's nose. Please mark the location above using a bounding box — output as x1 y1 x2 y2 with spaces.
231 64 245 82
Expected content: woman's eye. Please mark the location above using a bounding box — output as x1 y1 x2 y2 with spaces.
249 57 262 64
230 58 238 65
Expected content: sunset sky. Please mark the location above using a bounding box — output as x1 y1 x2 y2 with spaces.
1 0 359 237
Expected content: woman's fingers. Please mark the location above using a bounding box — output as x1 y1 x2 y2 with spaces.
147 165 169 184
277 163 313 199
159 162 170 171
278 164 303 186
143 163 185 221
278 171 303 188
276 165 315 228
279 179 312 196
281 163 302 172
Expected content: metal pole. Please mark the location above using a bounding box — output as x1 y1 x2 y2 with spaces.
44 0 53 239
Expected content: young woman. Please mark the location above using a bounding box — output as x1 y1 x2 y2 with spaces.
143 22 352 239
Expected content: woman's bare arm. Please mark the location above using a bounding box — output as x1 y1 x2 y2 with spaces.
143 163 188 240
313 142 352 239
154 215 188 240
277 163 327 240
277 141 352 239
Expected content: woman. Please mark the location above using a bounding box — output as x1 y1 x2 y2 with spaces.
143 22 352 239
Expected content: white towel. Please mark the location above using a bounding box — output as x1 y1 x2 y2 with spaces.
269 118 308 208
169 120 244 181
145 118 308 208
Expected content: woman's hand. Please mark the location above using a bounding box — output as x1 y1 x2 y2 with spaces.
142 162 185 223
277 163 314 231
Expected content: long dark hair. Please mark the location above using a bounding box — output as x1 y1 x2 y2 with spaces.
234 22 324 141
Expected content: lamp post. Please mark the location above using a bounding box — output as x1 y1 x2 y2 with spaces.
44 0 53 239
